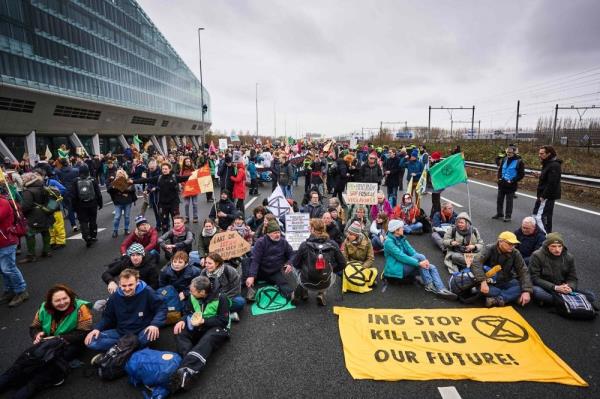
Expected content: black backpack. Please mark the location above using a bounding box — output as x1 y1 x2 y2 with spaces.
302 241 337 290
554 292 597 320
95 334 139 380
77 177 95 202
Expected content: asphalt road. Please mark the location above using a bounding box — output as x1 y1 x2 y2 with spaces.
1 176 599 399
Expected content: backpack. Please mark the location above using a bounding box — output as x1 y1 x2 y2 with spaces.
77 177 95 202
125 349 181 399
158 174 180 193
157 285 183 325
14 337 69 376
554 292 597 320
95 334 139 380
342 261 378 293
2 196 28 238
448 265 501 304
302 241 337 290
35 186 62 214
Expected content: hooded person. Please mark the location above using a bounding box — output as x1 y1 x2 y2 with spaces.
70 164 102 247
343 221 376 269
209 189 236 231
529 232 597 307
442 212 484 273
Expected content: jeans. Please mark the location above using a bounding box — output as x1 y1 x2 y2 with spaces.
533 285 596 305
86 328 150 352
387 184 398 208
183 196 198 220
411 253 446 291
371 235 385 251
281 184 292 199
482 279 522 304
62 196 77 228
0 245 27 294
230 295 246 312
113 203 132 232
431 232 445 251
404 222 423 234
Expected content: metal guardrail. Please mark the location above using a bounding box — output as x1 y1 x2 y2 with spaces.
464 160 600 189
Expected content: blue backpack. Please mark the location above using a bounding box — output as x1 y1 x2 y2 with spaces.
125 349 182 399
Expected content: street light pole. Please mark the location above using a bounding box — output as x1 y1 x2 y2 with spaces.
255 83 259 140
198 28 205 146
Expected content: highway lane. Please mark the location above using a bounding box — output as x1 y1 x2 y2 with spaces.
0 177 598 399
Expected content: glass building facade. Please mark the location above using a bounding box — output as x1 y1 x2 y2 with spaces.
0 0 209 123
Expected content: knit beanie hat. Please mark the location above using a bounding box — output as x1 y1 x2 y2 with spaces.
410 149 419 158
135 215 148 227
388 219 404 233
127 243 145 256
545 232 564 246
266 220 280 234
347 221 363 235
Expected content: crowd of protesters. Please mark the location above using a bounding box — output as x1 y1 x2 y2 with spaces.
0 137 594 397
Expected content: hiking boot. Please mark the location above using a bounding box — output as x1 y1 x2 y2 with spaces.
52 379 65 387
21 255 37 264
230 312 240 322
124 230 129 236
73 226 79 232
246 287 256 302
485 296 505 308
424 283 435 292
90 353 104 367
8 291 29 307
0 291 15 305
293 285 309 304
435 288 458 301
316 292 327 306
503 217 511 223
112 231 118 238
491 214 503 220
169 368 195 392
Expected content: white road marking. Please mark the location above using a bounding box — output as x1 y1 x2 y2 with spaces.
438 386 462 399
440 196 463 208
104 201 113 206
245 196 259 210
67 228 106 240
467 179 600 217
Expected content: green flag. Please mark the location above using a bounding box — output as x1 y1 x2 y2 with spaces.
287 136 296 145
429 153 467 191
133 134 142 145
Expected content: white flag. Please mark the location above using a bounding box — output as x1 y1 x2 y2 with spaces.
268 186 292 218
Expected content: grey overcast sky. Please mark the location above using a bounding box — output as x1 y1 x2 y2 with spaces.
138 0 600 137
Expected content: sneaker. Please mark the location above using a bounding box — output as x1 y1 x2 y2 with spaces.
21 255 37 264
0 291 15 305
424 283 435 292
90 353 104 367
245 287 256 302
435 288 458 301
485 296 505 308
124 230 129 235
52 379 65 387
112 231 118 238
192 218 198 224
503 217 511 223
316 292 326 306
169 368 195 392
8 291 29 307
185 218 190 224
230 312 240 322
73 226 79 232
491 214 503 220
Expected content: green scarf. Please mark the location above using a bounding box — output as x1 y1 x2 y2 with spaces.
38 298 89 336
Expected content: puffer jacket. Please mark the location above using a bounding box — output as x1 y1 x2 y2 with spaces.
359 162 383 184
200 264 241 299
342 233 375 269
21 178 54 230
529 239 577 292
383 232 419 279
537 157 562 200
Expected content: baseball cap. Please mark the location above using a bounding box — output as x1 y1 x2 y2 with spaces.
498 231 520 244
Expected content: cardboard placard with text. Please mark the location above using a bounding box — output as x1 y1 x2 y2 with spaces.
209 231 251 260
345 182 378 205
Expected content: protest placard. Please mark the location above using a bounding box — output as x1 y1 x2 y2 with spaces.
208 231 251 260
219 138 228 150
285 213 310 250
345 182 378 205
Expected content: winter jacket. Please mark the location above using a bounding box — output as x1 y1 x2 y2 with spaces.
197 229 218 257
247 161 258 179
70 169 102 210
56 166 79 196
537 157 562 200
359 163 383 185
108 180 136 205
158 229 194 253
343 233 375 269
230 164 246 200
370 200 393 221
326 222 344 245
95 281 167 335
333 159 349 192
0 196 19 248
383 232 419 279
120 228 159 255
384 155 402 186
159 263 201 296
271 159 281 183
21 179 54 230
133 172 188 206
200 264 241 299
278 162 294 186
209 198 236 231
180 292 229 333
496 155 525 192
292 235 346 288
431 211 458 228
218 163 236 192
392 205 420 224
529 238 578 292
400 158 424 182
514 227 545 262
300 202 325 218
102 255 159 289
249 235 294 276
472 244 533 292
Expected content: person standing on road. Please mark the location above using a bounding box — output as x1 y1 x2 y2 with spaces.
180 157 198 224
230 161 247 215
20 172 54 262
532 145 561 233
383 148 402 207
108 169 136 238
55 158 79 232
71 164 102 247
492 144 524 223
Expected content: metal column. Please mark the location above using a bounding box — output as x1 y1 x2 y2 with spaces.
92 134 101 155
69 133 89 157
118 134 129 150
26 130 37 166
0 138 18 163
151 136 165 156
161 136 168 154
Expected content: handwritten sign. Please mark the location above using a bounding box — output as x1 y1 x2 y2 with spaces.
285 213 310 250
208 231 251 260
345 182 378 205
219 138 228 151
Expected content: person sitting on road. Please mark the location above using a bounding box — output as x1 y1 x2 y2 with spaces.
369 212 389 252
86 268 167 352
442 212 484 273
431 202 458 252
200 252 245 321
392 193 423 234
209 190 236 231
0 284 92 398
159 251 201 300
369 191 392 222
472 231 533 308
343 221 375 269
529 232 597 307
344 205 370 237
246 205 267 233
328 197 347 225
514 216 545 265
328 206 345 233
120 215 159 260
244 220 295 301
383 219 456 300
322 211 344 246
254 213 277 242
102 243 159 292
227 212 253 244
300 190 325 218
170 276 230 392
195 218 219 266
158 215 194 261
291 219 346 306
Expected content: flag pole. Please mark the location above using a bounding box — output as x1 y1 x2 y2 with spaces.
466 181 472 219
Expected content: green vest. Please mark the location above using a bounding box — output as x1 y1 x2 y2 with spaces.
190 295 232 328
38 298 89 336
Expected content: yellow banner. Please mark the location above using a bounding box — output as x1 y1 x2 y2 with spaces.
333 306 587 386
